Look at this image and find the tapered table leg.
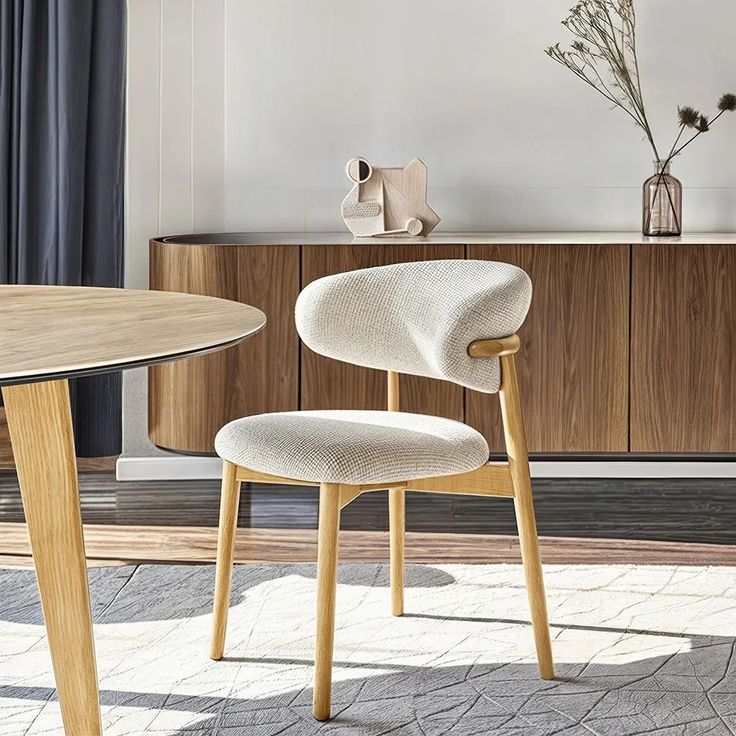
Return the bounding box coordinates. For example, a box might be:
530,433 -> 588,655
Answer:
2,379 -> 102,736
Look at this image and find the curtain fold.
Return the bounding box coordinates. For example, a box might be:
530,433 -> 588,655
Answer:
0,0 -> 126,457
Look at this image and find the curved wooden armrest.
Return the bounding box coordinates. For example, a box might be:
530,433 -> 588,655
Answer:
467,333 -> 521,358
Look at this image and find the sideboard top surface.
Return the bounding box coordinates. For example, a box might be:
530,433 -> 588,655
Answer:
155,232 -> 736,247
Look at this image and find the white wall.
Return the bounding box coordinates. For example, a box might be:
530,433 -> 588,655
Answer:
123,0 -> 736,460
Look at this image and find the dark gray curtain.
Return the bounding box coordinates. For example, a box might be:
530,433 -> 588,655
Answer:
0,1 -> 126,456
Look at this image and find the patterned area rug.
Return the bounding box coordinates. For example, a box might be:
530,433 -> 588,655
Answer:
1,562 -> 735,735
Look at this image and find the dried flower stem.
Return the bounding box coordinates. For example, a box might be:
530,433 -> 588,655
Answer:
546,0 -> 660,159
548,1 -> 736,234
645,107 -> 730,231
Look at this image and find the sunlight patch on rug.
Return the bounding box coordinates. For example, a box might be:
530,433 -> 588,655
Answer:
1,562 -> 735,735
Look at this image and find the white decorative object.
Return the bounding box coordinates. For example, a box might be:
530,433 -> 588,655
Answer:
340,157 -> 441,237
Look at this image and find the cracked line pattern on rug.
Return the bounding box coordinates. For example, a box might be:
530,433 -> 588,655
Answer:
1,562 -> 736,735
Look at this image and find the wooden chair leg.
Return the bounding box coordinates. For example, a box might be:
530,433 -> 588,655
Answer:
498,355 -> 555,680
313,482 -> 342,721
389,487 -> 405,616
210,461 -> 242,660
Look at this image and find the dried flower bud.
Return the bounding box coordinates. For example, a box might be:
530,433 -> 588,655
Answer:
697,115 -> 710,132
718,93 -> 736,112
678,106 -> 700,128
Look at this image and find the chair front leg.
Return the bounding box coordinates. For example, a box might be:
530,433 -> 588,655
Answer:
389,487 -> 405,616
313,482 -> 342,720
498,354 -> 555,680
210,461 -> 242,660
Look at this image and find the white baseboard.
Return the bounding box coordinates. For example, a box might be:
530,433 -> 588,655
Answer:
117,455 -> 736,481
116,455 -> 223,481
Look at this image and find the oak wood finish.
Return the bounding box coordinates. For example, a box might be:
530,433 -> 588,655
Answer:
388,487 -> 405,617
0,285 -> 263,736
339,486 -> 363,508
234,464 -> 515,501
499,355 -> 554,679
387,370 -> 405,617
468,333 -> 521,358
235,470 -> 515,504
631,245 -> 736,452
210,461 -> 241,661
213,361 -> 554,717
149,241 -> 298,452
0,408 -> 118,471
0,409 -> 11,470
313,482 -> 342,721
236,467 -> 313,485
405,463 -> 514,497
300,244 -> 464,420
2,380 -> 102,736
0,285 -> 265,386
467,244 -> 629,453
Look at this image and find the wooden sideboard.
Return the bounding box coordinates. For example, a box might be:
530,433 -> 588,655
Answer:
149,232 -> 736,456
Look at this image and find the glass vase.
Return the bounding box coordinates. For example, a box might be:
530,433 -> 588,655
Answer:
642,160 -> 682,236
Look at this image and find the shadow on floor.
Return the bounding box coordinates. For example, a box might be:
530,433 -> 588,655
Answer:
0,562 -> 456,625
2,625 -> 734,735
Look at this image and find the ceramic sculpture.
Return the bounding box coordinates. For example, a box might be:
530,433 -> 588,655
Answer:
340,157 -> 440,237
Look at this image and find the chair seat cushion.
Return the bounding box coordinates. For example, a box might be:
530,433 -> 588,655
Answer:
215,410 -> 490,485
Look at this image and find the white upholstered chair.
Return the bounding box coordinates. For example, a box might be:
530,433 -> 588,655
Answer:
210,259 -> 554,720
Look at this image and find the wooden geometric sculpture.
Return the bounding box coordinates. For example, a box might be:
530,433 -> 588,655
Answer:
340,157 -> 441,237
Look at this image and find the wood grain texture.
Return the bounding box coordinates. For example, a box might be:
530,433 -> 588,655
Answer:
2,381 -> 101,735
210,461 -> 241,660
0,409 -> 118,472
468,333 -> 521,358
466,244 -> 629,453
8,474 -> 736,544
404,463 -> 514,497
0,285 -> 265,386
631,244 -> 736,452
313,483 -> 342,721
389,487 -> 405,617
149,241 -> 298,452
498,355 -> 553,679
4,523 -> 736,567
301,244 -> 464,420
387,370 -> 405,616
0,409 -> 11,470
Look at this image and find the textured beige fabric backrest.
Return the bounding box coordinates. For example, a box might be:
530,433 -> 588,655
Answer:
295,260 -> 532,394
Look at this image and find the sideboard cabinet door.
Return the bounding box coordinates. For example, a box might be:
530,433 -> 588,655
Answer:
467,244 -> 630,453
149,243 -> 300,453
300,244 -> 464,420
631,245 -> 736,452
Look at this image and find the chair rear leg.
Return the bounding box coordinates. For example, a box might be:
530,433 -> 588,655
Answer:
498,355 -> 555,680
386,371 -> 405,616
210,461 -> 242,660
313,482 -> 342,720
389,488 -> 405,616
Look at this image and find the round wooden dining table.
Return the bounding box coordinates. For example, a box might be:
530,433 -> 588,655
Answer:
0,285 -> 266,735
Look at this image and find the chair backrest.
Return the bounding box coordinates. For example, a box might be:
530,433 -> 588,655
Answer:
295,259 -> 531,394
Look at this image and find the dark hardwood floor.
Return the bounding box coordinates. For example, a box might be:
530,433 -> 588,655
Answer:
2,471 -> 736,545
